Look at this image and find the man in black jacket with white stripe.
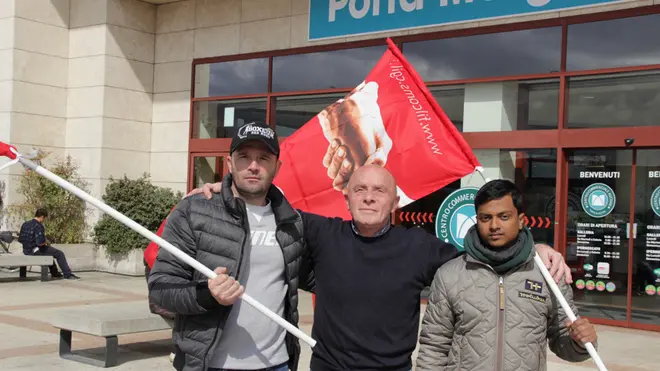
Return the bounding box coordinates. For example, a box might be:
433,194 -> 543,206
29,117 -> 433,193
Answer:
148,122 -> 308,371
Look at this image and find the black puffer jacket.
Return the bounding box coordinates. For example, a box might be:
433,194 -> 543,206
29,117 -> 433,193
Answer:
148,174 -> 308,371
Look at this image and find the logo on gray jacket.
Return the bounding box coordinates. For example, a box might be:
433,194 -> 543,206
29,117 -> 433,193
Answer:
525,279 -> 543,294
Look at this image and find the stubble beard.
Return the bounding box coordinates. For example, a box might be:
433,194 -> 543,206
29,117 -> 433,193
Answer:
233,174 -> 275,204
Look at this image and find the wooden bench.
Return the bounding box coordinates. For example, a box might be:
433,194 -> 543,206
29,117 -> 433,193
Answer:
51,303 -> 172,367
0,254 -> 54,281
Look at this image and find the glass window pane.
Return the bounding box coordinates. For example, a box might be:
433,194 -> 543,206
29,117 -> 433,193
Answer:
193,156 -> 224,189
194,58 -> 269,98
518,80 -> 559,130
274,94 -> 345,137
566,150 -> 632,322
430,87 -> 464,132
402,27 -> 561,81
567,71 -> 660,129
567,14 -> 660,71
193,99 -> 267,139
632,149 -> 660,325
272,46 -> 387,92
461,79 -> 558,132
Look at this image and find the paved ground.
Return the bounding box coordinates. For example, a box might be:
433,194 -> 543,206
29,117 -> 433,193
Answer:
0,270 -> 658,371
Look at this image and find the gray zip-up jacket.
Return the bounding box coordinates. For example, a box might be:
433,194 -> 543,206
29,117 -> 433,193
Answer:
148,174 -> 309,371
416,249 -> 594,371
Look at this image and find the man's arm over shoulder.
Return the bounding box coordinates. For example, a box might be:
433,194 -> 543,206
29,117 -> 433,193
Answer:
413,228 -> 463,286
296,211 -> 318,293
297,211 -> 338,293
416,266 -> 457,370
148,197 -> 225,316
547,279 -> 594,362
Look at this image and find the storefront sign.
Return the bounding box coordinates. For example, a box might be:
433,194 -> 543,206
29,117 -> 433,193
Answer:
579,171 -> 620,179
581,183 -> 616,218
574,220 -> 622,293
576,222 -> 621,260
647,225 -> 660,261
435,187 -> 478,251
308,0 -> 624,40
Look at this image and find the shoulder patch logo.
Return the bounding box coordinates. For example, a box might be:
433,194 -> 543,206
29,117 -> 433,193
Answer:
525,279 -> 543,294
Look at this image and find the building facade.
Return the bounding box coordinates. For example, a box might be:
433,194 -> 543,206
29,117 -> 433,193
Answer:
1,0 -> 660,331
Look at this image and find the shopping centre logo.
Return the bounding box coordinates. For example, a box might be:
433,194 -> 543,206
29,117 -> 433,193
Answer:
651,187 -> 660,217
435,187 -> 478,251
581,183 -> 616,218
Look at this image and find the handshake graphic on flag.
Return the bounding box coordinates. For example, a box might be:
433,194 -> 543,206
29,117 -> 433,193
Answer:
273,39 -> 479,220
317,80 -> 417,207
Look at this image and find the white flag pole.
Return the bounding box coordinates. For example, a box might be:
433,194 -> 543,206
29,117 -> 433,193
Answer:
474,168 -> 607,371
1,145 -> 316,348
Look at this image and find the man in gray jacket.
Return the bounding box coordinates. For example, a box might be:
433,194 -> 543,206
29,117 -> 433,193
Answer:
416,179 -> 597,371
148,122 -> 308,371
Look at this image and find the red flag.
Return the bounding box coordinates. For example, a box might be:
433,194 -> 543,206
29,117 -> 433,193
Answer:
144,206 -> 175,269
273,38 -> 480,220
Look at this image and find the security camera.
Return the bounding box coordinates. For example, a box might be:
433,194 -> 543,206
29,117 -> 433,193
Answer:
624,138 -> 635,147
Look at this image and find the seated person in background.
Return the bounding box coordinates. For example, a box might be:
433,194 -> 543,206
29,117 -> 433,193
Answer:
416,179 -> 597,371
18,208 -> 79,280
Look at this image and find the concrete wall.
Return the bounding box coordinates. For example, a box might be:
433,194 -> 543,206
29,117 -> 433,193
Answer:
0,0 -> 156,232
67,0 -> 156,228
0,0 -> 70,214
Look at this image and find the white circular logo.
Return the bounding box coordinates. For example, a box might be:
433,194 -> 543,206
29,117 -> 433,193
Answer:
581,183 -> 616,218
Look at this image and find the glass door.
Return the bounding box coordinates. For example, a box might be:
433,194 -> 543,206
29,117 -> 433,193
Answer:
563,148 -> 660,330
631,149 -> 660,329
565,149 -> 633,325
188,153 -> 229,192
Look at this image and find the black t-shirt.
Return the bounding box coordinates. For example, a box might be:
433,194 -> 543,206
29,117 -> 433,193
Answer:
301,212 -> 462,371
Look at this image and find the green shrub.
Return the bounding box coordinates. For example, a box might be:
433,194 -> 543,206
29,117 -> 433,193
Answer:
93,174 -> 183,255
8,150 -> 89,243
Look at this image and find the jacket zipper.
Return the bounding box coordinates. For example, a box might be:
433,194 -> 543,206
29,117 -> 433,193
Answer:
276,222 -> 296,363
203,208 -> 250,371
275,225 -> 291,316
496,276 -> 504,371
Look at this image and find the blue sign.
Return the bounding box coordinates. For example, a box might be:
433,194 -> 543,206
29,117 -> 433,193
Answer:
309,0 -> 624,40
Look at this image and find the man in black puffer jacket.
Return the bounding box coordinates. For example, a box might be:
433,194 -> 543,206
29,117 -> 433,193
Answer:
148,122 -> 309,371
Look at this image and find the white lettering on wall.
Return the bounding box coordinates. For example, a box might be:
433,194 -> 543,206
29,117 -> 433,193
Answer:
329,0 -> 425,21
329,0 -> 348,22
579,171 -> 621,179
650,171 -> 660,178
401,0 -> 423,12
440,0 -> 473,6
349,0 -> 370,19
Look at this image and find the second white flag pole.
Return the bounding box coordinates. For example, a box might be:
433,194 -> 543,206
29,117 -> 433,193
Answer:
475,168 -> 607,371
